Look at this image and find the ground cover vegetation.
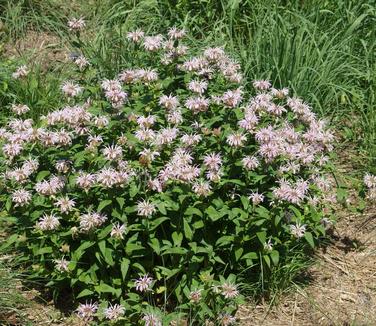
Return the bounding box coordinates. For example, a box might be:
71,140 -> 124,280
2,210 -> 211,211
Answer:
0,0 -> 374,325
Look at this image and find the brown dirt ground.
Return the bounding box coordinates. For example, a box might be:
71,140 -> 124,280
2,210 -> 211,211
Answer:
3,30 -> 68,67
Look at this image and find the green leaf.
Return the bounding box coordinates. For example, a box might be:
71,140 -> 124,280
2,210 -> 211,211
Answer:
5,197 -> 11,211
193,220 -> 204,229
241,252 -> 257,260
116,197 -> 125,209
256,231 -> 266,245
270,250 -> 279,265
35,246 -> 53,255
172,232 -> 183,247
98,199 -> 112,212
149,217 -> 169,231
304,231 -> 315,249
162,247 -> 188,255
157,202 -> 167,215
149,238 -> 161,254
263,255 -> 271,268
185,207 -> 203,217
235,247 -> 243,261
205,206 -> 225,221
77,289 -> 94,298
36,170 -> 50,182
183,219 -> 193,240
120,258 -> 130,280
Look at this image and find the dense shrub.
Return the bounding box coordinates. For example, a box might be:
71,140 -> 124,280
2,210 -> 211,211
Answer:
0,23 -> 338,325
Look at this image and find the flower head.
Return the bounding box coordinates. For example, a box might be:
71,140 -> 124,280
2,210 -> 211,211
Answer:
135,274 -> 153,292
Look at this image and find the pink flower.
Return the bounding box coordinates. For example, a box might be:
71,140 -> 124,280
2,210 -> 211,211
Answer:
68,17 -> 86,31
253,79 -> 271,90
135,274 -> 153,292
203,153 -> 222,171
226,132 -> 247,147
12,65 -> 29,79
127,29 -> 144,42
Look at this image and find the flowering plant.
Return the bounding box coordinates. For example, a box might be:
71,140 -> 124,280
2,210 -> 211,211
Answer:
0,23 -> 338,324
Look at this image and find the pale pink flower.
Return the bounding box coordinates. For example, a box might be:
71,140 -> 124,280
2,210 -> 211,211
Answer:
264,239 -> 273,251
364,173 -> 376,188
185,96 -> 209,113
167,109 -> 183,124
79,212 -> 107,232
249,192 -> 264,205
142,313 -> 161,326
253,80 -> 271,90
102,144 -> 123,161
290,222 -> 306,238
2,143 -> 23,158
61,81 -> 82,97
135,274 -> 153,292
76,172 -> 96,190
139,69 -> 159,83
143,35 -> 163,51
188,79 -> 208,94
205,169 -> 223,183
110,223 -> 127,239
74,55 -> 89,70
36,213 -> 60,231
137,115 -> 156,128
222,88 -> 243,107
219,314 -> 237,326
101,79 -> 122,92
226,132 -> 247,147
76,301 -> 98,320
54,258 -> 70,272
159,94 -> 179,110
104,303 -> 125,321
135,128 -> 156,142
242,156 -> 259,170
137,199 -> 156,217
192,181 -> 211,197
12,65 -> 29,79
68,17 -> 86,31
11,104 -> 30,115
127,29 -> 144,42
221,282 -> 239,299
167,27 -> 186,39
139,148 -> 160,165
204,47 -> 225,61
55,160 -> 71,173
189,289 -> 202,303
153,127 -> 178,146
11,189 -> 32,207
203,153 -> 222,171
54,196 -> 75,213
94,116 -> 109,128
181,133 -> 202,146
270,87 -> 289,98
